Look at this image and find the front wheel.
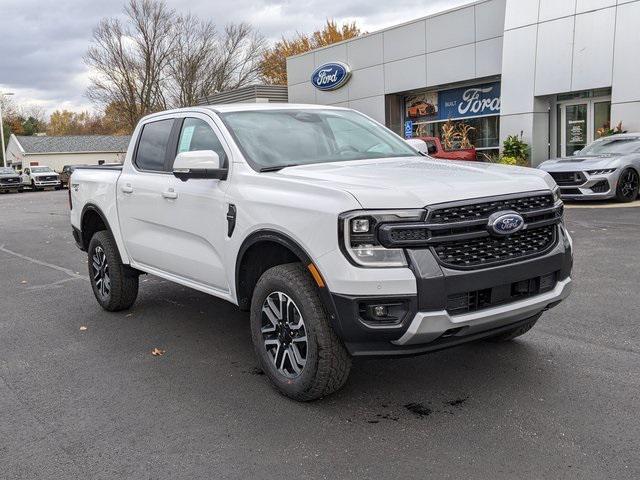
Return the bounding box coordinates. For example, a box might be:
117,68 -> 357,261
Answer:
250,263 -> 351,401
615,168 -> 639,203
88,230 -> 139,311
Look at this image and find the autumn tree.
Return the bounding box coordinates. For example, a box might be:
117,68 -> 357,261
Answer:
260,20 -> 362,86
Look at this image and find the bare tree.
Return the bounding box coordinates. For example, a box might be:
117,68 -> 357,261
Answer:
167,14 -> 219,107
168,20 -> 266,107
210,24 -> 266,93
86,0 -> 267,118
85,0 -> 177,131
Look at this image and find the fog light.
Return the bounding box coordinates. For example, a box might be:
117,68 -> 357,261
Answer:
372,305 -> 388,317
359,301 -> 408,326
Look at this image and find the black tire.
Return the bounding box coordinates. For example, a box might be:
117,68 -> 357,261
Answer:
615,168 -> 639,203
250,263 -> 351,401
485,314 -> 541,342
31,180 -> 40,192
87,230 -> 139,311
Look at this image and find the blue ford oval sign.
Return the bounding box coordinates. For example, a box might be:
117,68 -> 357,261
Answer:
487,211 -> 525,236
311,62 -> 351,91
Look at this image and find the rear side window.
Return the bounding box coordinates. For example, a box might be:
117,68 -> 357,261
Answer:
177,118 -> 227,166
135,119 -> 174,171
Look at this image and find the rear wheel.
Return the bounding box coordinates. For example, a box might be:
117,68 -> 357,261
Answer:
485,314 -> 541,342
250,263 -> 351,401
615,168 -> 639,202
88,230 -> 139,311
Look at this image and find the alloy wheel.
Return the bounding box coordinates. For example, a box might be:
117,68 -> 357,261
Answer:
92,246 -> 111,299
620,169 -> 639,200
260,291 -> 307,378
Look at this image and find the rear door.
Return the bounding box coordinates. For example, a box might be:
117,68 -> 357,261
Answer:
116,116 -> 180,272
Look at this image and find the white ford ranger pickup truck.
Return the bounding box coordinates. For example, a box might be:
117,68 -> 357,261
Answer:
69,104 -> 573,401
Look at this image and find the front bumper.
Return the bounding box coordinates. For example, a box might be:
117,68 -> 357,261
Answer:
328,225 -> 573,356
33,180 -> 61,187
553,170 -> 619,200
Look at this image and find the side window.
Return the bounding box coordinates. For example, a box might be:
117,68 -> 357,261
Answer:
135,119 -> 174,171
177,118 -> 227,166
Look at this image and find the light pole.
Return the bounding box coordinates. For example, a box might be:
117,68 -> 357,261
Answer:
0,92 -> 15,167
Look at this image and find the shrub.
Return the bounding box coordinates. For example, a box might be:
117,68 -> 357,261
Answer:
502,134 -> 529,162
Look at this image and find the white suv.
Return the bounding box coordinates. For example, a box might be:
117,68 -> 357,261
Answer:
70,104 -> 573,401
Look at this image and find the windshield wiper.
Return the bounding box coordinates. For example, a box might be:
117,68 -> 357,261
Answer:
259,164 -> 300,172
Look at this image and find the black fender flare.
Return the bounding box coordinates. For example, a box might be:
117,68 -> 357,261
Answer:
235,229 -> 344,337
79,203 -> 115,249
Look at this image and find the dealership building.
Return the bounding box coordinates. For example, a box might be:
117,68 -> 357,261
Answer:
286,0 -> 640,165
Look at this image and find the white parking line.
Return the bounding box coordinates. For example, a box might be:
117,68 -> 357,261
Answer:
564,200 -> 640,209
0,244 -> 89,281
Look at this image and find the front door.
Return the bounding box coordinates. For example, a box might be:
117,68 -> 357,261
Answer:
559,98 -> 611,157
162,114 -> 231,293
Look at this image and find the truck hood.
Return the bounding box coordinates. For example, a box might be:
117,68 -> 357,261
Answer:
277,157 -> 554,208
539,154 -> 627,171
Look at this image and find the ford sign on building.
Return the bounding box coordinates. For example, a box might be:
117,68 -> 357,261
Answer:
311,62 -> 351,91
286,0 -> 640,165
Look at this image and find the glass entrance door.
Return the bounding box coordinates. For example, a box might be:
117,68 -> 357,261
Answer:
559,98 -> 611,157
562,103 -> 588,156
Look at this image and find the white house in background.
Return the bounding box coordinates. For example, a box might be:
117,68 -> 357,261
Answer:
5,134 -> 131,172
287,0 -> 640,165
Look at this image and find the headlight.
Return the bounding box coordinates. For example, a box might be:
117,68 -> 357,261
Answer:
339,209 -> 424,267
552,186 -> 562,203
586,169 -> 616,175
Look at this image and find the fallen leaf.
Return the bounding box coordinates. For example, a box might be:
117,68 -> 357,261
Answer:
151,348 -> 165,356
20,280 -> 27,284
79,326 -> 87,331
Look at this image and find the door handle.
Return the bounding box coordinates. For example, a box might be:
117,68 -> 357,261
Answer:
121,184 -> 133,194
162,189 -> 178,199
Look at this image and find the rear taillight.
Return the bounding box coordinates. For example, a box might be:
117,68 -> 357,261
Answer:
68,187 -> 73,210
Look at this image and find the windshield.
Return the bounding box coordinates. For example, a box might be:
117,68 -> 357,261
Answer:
31,167 -> 53,173
0,167 -> 15,174
578,137 -> 640,156
221,109 -> 418,170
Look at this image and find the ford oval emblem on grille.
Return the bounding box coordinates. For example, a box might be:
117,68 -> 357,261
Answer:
487,211 -> 525,236
310,62 -> 351,91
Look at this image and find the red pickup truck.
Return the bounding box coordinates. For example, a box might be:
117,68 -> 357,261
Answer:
415,136 -> 477,161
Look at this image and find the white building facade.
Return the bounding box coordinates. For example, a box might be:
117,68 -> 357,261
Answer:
286,0 -> 640,165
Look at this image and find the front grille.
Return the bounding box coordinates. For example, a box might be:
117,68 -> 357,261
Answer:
432,224 -> 557,269
0,177 -> 19,184
549,171 -> 586,186
428,193 -> 554,223
446,272 -> 557,314
43,175 -> 57,181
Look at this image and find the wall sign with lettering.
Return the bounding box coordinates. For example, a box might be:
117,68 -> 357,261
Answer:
310,62 -> 352,91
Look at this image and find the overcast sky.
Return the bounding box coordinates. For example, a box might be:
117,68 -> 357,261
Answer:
0,0 -> 472,117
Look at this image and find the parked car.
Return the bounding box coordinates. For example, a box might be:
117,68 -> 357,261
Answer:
60,165 -> 85,188
416,136 -> 477,161
21,166 -> 61,191
0,166 -> 23,193
538,133 -> 640,202
70,104 -> 572,401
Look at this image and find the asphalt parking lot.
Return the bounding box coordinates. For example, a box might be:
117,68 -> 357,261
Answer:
1,189 -> 639,479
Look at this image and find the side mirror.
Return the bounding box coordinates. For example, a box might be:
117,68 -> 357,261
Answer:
172,150 -> 228,181
405,138 -> 428,155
